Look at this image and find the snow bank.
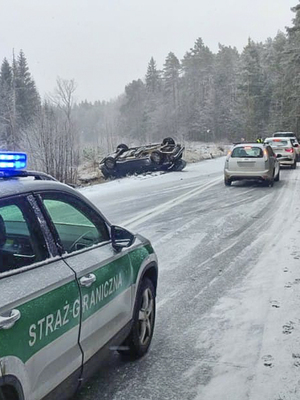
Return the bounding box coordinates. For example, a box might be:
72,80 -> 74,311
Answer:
193,172 -> 300,400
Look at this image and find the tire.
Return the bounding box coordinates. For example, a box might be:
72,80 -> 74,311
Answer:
104,157 -> 116,169
224,178 -> 231,186
150,150 -> 163,165
172,159 -> 187,171
162,137 -> 175,146
274,169 -> 280,182
119,278 -> 156,359
117,143 -> 128,152
100,166 -> 110,179
265,175 -> 274,187
292,160 -> 297,169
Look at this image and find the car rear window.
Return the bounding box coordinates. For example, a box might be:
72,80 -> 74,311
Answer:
231,146 -> 263,158
273,133 -> 295,138
265,139 -> 289,147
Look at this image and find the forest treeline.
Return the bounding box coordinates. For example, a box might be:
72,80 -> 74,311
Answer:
1,3 -> 300,183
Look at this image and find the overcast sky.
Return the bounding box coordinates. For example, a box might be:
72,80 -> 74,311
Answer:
0,0 -> 297,103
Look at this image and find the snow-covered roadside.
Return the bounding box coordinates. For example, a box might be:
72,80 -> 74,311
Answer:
183,141 -> 229,163
79,157 -> 225,206
193,174 -> 300,400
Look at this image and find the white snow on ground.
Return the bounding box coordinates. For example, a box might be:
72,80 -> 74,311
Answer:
192,173 -> 300,400
79,157 -> 300,399
80,157 -> 225,199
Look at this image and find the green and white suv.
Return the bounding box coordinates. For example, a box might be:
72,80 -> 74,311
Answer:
0,152 -> 158,400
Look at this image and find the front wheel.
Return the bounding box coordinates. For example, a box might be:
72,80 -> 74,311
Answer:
104,157 -> 116,169
274,169 -> 280,182
292,160 -> 297,169
172,159 -> 186,171
119,278 -> 156,359
224,178 -> 231,186
117,143 -> 129,152
162,137 -> 175,146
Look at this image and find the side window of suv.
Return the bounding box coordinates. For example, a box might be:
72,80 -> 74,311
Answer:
40,194 -> 110,254
0,198 -> 49,274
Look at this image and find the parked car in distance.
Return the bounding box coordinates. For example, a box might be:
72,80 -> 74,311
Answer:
272,132 -> 300,161
0,152 -> 158,400
264,137 -> 297,168
224,142 -> 280,186
100,137 -> 186,179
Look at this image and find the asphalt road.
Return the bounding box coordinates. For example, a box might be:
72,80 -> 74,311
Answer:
75,158 -> 298,400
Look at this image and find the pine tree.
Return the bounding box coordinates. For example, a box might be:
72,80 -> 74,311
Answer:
0,58 -> 16,149
214,45 -> 241,141
15,50 -> 40,129
283,2 -> 300,135
162,52 -> 181,137
120,79 -> 147,141
145,57 -> 161,93
181,38 -> 215,141
163,52 -> 180,106
238,39 -> 270,139
144,57 -> 163,141
262,33 -> 287,133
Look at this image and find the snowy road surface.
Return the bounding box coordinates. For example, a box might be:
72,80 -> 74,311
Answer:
75,157 -> 300,400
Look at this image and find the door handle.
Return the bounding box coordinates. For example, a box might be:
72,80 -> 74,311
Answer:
80,274 -> 96,288
0,309 -> 21,330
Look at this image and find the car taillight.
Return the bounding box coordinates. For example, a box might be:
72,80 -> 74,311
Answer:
285,148 -> 294,153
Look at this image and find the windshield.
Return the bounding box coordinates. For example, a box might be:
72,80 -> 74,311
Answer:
265,139 -> 289,147
231,146 -> 263,158
273,133 -> 295,138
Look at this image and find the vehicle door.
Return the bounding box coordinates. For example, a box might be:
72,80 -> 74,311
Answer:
38,192 -> 133,372
0,194 -> 82,400
266,146 -> 278,174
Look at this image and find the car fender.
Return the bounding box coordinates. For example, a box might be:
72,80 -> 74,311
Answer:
0,356 -> 28,400
130,252 -> 158,315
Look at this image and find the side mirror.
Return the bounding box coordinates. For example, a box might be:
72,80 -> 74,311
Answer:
111,225 -> 135,251
293,143 -> 299,147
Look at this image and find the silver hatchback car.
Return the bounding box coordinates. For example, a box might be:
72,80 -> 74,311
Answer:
224,143 -> 280,186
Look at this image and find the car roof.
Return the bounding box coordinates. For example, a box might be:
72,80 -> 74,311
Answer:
273,132 -> 295,136
0,177 -> 109,222
233,142 -> 265,148
265,137 -> 292,141
0,178 -> 74,199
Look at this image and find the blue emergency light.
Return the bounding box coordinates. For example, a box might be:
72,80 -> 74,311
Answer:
0,152 -> 27,170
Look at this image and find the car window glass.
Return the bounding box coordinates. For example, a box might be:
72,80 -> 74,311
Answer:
42,198 -> 108,254
231,146 -> 263,158
0,201 -> 49,274
266,140 -> 289,147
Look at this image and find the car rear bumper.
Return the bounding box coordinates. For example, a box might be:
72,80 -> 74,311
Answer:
278,158 -> 295,165
224,168 -> 272,181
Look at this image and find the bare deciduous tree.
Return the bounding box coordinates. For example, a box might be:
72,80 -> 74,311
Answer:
24,78 -> 79,184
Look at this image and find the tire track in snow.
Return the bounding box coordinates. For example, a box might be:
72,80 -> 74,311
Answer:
122,176 -> 223,229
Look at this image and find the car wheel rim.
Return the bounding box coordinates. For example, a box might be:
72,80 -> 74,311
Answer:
138,288 -> 154,346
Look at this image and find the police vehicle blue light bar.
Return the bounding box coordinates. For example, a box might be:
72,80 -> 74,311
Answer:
0,152 -> 27,170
